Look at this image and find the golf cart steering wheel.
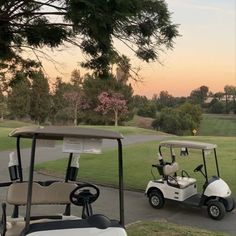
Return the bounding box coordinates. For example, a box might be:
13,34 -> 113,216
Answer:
194,164 -> 203,173
70,183 -> 100,206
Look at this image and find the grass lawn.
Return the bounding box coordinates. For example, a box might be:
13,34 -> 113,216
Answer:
199,114 -> 236,136
0,127 -> 31,151
127,221 -> 229,236
35,136 -> 236,197
0,120 -> 34,151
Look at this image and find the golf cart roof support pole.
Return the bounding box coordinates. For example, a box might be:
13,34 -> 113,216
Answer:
16,136 -> 23,182
214,148 -> 220,177
25,134 -> 37,233
117,139 -> 125,227
65,153 -> 73,182
158,146 -> 162,156
202,149 -> 208,184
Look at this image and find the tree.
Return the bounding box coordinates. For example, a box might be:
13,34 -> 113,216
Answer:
0,92 -> 7,120
208,99 -> 224,114
152,102 -> 202,135
133,95 -> 156,118
82,74 -> 133,124
224,85 -> 236,113
177,102 -> 202,128
63,69 -> 88,125
30,71 -> 50,124
8,75 -> 31,119
152,107 -> 182,135
0,0 -> 179,77
156,90 -> 175,110
49,77 -> 71,124
189,85 -> 209,106
95,91 -> 128,126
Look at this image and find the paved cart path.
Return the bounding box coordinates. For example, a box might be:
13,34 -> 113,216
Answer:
0,134 -> 235,235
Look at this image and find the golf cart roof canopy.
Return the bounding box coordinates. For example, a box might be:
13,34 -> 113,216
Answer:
9,126 -> 124,140
159,140 -> 217,150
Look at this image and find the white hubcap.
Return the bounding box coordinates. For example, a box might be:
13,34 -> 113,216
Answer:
151,196 -> 160,206
210,205 -> 220,217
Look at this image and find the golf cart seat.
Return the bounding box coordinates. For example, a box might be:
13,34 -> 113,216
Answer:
7,182 -> 78,206
163,162 -> 196,189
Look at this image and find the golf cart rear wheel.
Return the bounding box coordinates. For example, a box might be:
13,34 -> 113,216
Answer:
149,190 -> 164,209
207,200 -> 225,220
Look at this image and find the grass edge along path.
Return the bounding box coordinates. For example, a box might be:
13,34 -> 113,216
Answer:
35,136 -> 236,197
126,220 -> 229,236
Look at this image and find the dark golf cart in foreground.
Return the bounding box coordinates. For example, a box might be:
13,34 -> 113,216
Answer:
0,126 -> 127,236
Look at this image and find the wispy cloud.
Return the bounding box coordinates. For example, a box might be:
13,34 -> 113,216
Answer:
169,0 -> 235,15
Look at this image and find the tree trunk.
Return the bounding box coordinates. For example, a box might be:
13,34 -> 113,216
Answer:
114,110 -> 118,126
74,103 -> 78,126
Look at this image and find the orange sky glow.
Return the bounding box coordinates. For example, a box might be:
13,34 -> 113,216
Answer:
40,0 -> 235,98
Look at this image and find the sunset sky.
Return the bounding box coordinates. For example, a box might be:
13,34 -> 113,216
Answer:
42,0 -> 236,98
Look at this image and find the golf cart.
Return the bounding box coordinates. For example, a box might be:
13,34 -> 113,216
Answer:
0,126 -> 127,236
145,140 -> 235,220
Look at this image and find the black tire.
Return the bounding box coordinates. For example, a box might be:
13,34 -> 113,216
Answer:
207,200 -> 225,220
149,190 -> 165,209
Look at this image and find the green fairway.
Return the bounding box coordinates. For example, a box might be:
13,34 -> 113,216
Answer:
35,136 -> 236,197
0,127 -> 31,151
0,120 -> 34,151
199,114 -> 236,136
127,221 -> 228,236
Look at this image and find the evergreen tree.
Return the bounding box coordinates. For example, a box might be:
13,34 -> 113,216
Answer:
8,75 -> 31,119
30,71 -> 50,124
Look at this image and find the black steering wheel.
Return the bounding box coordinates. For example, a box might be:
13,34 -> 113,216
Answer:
194,164 -> 203,172
70,183 -> 100,207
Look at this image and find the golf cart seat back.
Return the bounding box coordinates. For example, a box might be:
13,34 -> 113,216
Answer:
163,163 -> 196,189
7,182 -> 77,205
163,162 -> 179,176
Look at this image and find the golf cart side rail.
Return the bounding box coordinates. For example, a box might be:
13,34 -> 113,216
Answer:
159,140 -> 217,150
9,126 -> 124,140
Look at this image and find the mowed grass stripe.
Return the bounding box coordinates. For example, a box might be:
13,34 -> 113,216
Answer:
199,114 -> 236,136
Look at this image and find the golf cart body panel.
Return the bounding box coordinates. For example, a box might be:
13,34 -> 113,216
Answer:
0,126 -> 127,236
146,140 -> 235,220
204,178 -> 231,198
146,180 -> 197,202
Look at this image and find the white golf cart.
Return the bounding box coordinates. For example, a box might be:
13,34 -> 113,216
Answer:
0,126 -> 127,236
145,140 -> 235,220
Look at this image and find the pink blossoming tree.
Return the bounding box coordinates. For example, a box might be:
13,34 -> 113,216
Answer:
95,91 -> 128,126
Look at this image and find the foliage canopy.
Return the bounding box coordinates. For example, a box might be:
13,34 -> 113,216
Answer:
0,0 -> 179,76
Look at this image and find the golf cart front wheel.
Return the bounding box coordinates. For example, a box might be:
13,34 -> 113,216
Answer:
207,200 -> 225,220
149,190 -> 165,209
